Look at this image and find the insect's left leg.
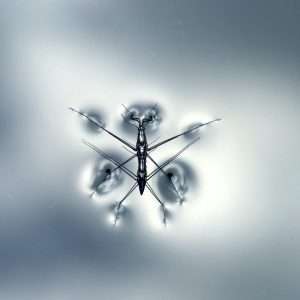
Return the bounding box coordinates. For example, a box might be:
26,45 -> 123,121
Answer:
114,182 -> 138,225
111,153 -> 137,172
121,146 -> 136,155
83,140 -> 137,180
70,107 -> 136,150
146,182 -> 167,225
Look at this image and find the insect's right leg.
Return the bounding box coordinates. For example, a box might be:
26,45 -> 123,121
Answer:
147,136 -> 200,180
114,182 -> 138,225
148,136 -> 161,146
148,118 -> 221,151
146,182 -> 167,225
147,154 -> 184,203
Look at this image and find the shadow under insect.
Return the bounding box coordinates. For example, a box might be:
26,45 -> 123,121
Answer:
89,158 -> 124,197
156,160 -> 198,204
76,107 -> 106,134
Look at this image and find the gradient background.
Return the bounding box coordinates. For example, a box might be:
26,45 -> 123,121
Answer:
1,1 -> 300,299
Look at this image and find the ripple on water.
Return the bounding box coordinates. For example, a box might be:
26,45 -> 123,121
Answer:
156,160 -> 197,205
89,160 -> 124,197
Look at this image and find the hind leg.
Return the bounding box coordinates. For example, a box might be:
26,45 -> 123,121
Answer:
114,182 -> 138,225
146,182 -> 167,225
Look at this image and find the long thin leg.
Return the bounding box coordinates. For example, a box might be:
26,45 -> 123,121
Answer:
147,154 -> 183,202
111,153 -> 137,173
122,146 -> 136,155
70,107 -> 136,151
148,136 -> 161,146
146,182 -> 167,225
148,118 -> 221,151
89,154 -> 137,199
148,136 -> 200,180
85,146 -> 135,197
114,182 -> 138,225
82,140 -> 137,180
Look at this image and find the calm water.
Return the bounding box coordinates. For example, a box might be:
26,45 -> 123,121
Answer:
1,1 -> 300,299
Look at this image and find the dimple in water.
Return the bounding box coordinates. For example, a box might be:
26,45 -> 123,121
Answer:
89,161 -> 123,197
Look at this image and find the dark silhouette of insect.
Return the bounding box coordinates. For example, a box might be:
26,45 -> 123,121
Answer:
70,106 -> 221,224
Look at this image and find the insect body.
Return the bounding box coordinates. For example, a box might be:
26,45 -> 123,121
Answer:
70,106 -> 221,224
136,125 -> 147,194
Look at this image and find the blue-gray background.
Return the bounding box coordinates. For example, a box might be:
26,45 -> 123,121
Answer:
1,1 -> 299,299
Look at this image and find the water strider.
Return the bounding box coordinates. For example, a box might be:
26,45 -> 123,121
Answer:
70,106 -> 221,224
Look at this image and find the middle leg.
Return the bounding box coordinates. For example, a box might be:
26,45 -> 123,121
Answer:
147,154 -> 184,203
